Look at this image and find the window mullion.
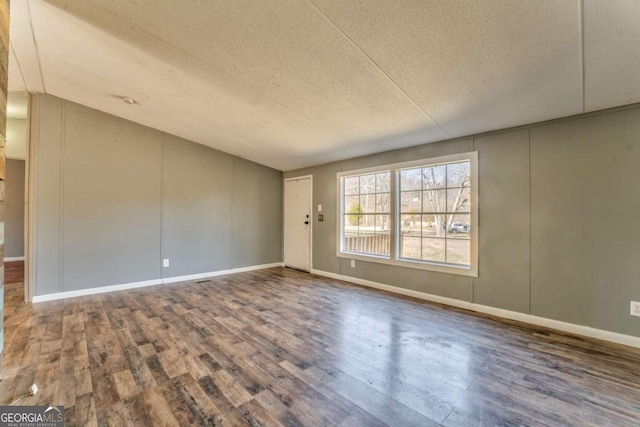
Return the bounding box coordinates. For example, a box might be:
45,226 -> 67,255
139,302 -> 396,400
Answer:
444,164 -> 448,263
390,168 -> 398,261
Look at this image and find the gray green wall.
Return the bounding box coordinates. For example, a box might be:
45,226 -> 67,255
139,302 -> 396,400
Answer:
4,159 -> 25,258
31,94 -> 282,296
285,105 -> 640,338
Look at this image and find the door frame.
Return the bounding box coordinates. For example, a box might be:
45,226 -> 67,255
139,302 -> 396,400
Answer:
283,175 -> 313,272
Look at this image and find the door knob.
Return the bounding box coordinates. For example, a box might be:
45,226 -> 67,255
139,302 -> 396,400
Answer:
304,221 -> 309,224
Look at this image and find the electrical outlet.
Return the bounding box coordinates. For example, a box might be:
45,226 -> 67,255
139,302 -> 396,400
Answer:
631,301 -> 640,317
351,260 -> 355,268
163,259 -> 170,268
28,384 -> 38,396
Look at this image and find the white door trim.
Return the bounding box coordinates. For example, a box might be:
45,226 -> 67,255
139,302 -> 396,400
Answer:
284,175 -> 313,271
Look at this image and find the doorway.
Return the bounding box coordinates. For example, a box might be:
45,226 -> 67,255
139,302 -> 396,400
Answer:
284,176 -> 312,272
5,91 -> 29,303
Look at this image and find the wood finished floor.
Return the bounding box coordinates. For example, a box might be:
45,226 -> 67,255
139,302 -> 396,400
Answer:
2,264 -> 640,426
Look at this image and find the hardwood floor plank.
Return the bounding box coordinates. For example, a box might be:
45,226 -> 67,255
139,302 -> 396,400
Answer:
113,369 -> 140,400
198,375 -> 238,416
278,360 -> 388,427
123,393 -> 154,426
171,373 -> 223,426
582,398 -> 640,427
72,393 -> 98,427
212,369 -> 253,408
303,364 -> 440,427
141,388 -> 180,427
252,389 -> 288,420
237,398 -> 285,427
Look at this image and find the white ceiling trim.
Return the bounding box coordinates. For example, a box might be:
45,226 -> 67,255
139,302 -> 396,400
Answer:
10,0 -> 44,93
25,0 -> 46,92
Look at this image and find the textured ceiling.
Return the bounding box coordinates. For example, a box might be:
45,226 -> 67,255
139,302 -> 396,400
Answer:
8,0 -> 640,171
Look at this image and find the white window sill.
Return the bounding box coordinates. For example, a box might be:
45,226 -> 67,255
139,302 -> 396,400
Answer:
337,250 -> 478,277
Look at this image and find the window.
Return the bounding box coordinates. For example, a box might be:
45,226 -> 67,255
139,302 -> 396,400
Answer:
338,152 -> 478,276
342,171 -> 391,256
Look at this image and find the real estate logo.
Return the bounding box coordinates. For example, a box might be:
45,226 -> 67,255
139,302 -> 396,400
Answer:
0,405 -> 64,427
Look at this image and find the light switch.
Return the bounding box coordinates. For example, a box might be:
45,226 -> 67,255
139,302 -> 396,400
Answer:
318,204 -> 323,212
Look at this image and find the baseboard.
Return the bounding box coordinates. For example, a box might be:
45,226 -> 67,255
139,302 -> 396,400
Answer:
310,268 -> 640,350
32,262 -> 284,303
162,262 -> 284,284
4,257 -> 25,262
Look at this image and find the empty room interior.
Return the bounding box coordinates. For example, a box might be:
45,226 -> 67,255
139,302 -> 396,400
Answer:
0,0 -> 639,425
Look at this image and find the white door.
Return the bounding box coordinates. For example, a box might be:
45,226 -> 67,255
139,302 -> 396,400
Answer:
284,177 -> 312,271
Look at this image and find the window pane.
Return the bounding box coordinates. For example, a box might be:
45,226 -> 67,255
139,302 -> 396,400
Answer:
376,172 -> 390,193
345,195 -> 360,213
344,176 -> 359,195
360,174 -> 376,194
400,191 -> 421,213
360,194 -> 376,213
341,172 -> 392,258
375,215 -> 390,232
400,236 -> 421,259
342,232 -> 360,252
446,214 -> 471,239
400,214 -> 420,235
422,238 -> 446,263
400,168 -> 422,191
447,239 -> 470,265
344,214 -> 360,232
360,233 -> 389,256
422,165 -> 446,189
447,161 -> 470,187
422,214 -> 445,237
376,193 -> 390,213
361,214 -> 375,229
374,234 -> 390,256
422,189 -> 446,213
447,187 -> 471,213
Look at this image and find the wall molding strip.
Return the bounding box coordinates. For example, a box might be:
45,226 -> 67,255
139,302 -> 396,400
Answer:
32,262 -> 283,303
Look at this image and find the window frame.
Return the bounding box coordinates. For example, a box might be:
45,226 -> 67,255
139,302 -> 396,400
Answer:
336,152 -> 478,277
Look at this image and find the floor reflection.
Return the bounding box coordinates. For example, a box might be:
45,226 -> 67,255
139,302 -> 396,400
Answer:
333,293 -> 479,415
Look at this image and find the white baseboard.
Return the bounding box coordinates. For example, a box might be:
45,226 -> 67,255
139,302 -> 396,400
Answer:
164,262 -> 284,284
310,268 -> 640,350
32,262 -> 284,303
4,257 -> 25,262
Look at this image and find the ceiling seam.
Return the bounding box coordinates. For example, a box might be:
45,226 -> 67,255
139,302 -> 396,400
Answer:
9,40 -> 29,93
49,1 -> 356,150
579,0 -> 585,113
26,0 -> 47,93
304,0 -> 451,139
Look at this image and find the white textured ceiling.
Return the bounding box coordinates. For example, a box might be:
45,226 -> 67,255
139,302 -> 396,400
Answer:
8,0 -> 640,171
